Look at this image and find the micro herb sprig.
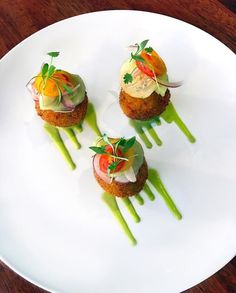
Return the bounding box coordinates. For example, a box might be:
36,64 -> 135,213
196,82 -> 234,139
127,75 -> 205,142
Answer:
122,136 -> 136,153
89,145 -> 107,154
103,133 -> 115,153
145,47 -> 153,53
123,73 -> 133,84
114,137 -> 126,155
54,82 -> 62,104
130,39 -> 149,62
89,135 -> 137,178
107,161 -> 120,178
42,51 -> 59,85
38,51 -> 75,98
124,39 -> 151,84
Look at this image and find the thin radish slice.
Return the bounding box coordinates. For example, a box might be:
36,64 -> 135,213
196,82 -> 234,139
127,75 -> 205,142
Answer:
128,45 -> 138,50
93,155 -> 111,184
26,80 -> 39,101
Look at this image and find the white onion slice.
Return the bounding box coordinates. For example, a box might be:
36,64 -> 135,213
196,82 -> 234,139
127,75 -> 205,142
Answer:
61,95 -> 76,110
124,167 -> 136,182
155,77 -> 183,88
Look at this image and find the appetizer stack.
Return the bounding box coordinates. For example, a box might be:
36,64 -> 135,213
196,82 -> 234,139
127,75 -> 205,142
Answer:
26,43 -> 191,244
91,135 -> 147,197
90,134 -> 182,244
120,40 -> 180,120
27,52 -> 88,127
27,52 -> 101,170
119,40 -> 195,146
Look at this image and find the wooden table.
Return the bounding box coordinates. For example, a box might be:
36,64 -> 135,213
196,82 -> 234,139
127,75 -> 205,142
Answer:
0,0 -> 235,292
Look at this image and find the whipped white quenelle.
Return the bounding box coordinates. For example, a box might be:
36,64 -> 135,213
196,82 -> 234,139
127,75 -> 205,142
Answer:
120,59 -> 168,98
27,74 -> 86,113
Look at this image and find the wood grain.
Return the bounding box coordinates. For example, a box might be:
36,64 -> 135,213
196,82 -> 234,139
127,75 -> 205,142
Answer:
0,0 -> 235,292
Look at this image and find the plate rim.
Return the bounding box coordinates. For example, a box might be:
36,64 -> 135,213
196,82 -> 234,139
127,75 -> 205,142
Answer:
0,9 -> 235,293
0,9 -> 235,64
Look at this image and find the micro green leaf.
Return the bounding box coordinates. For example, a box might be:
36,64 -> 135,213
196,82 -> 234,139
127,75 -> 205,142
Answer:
62,83 -> 74,95
47,65 -> 56,77
114,137 -> 126,156
54,82 -> 62,102
145,47 -> 153,53
122,136 -> 136,153
47,51 -> 60,58
131,53 -> 145,62
123,73 -> 133,84
108,161 -> 119,171
115,137 -> 126,148
107,161 -> 120,179
41,63 -> 48,77
103,134 -> 114,152
89,146 -> 106,154
130,40 -> 149,63
139,39 -> 149,52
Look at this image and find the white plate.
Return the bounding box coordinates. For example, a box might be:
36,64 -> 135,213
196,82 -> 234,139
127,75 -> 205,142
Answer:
0,10 -> 235,293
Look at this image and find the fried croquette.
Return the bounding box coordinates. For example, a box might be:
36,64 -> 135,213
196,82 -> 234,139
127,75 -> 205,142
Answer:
119,89 -> 170,121
35,94 -> 88,127
93,159 -> 148,197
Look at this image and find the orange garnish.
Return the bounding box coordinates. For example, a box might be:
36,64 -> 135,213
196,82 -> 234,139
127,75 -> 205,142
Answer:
34,70 -> 76,97
140,49 -> 167,76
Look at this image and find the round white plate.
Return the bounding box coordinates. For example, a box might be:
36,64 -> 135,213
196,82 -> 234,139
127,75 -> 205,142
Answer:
0,10 -> 235,293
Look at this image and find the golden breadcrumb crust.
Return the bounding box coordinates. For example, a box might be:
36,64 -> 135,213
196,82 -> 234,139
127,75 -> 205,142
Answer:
35,94 -> 88,127
119,89 -> 170,120
94,159 -> 148,197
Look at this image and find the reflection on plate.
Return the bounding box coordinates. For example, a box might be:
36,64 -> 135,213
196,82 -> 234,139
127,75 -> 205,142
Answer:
0,10 -> 236,293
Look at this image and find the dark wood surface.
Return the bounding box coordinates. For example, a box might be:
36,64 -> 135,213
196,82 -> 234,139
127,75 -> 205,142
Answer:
0,0 -> 235,292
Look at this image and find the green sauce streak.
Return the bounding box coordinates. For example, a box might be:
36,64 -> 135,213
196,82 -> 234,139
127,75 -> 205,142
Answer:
134,194 -> 144,205
143,183 -> 155,201
129,102 -> 195,147
73,124 -> 83,133
85,103 -> 102,136
102,192 -> 137,245
44,102 -> 102,169
61,127 -> 81,149
101,168 -> 182,244
148,168 -> 182,220
121,197 -> 140,223
129,117 -> 162,148
161,102 -> 196,143
44,123 -> 76,170
147,126 -> 162,146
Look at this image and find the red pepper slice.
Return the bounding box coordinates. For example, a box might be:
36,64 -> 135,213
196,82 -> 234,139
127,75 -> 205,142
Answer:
136,61 -> 155,78
135,49 -> 167,78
